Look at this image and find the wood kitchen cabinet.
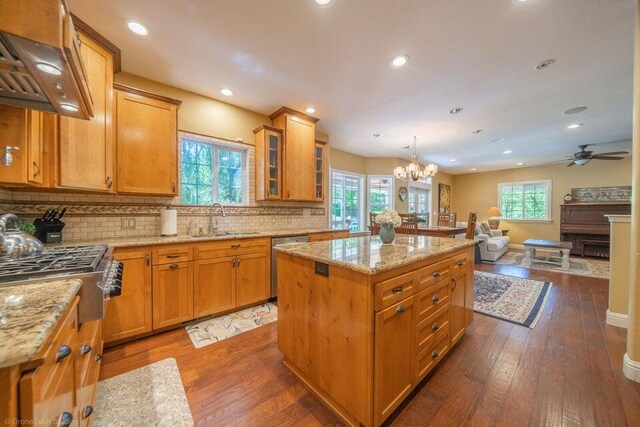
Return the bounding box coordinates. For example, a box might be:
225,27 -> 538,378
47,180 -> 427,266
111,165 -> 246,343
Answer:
0,106 -> 45,186
307,230 -> 350,242
235,252 -> 270,307
314,140 -> 326,201
270,107 -> 319,201
449,270 -> 467,347
193,256 -> 236,317
374,297 -> 416,426
114,84 -> 181,195
104,248 -> 153,343
57,33 -> 115,192
253,125 -> 283,201
152,261 -> 194,329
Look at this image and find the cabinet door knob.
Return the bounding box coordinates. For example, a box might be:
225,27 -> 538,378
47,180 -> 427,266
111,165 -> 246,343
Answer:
432,323 -> 440,331
145,255 -> 150,266
432,295 -> 440,304
106,176 -> 113,188
55,345 -> 72,362
392,285 -> 404,294
396,305 -> 406,314
457,260 -> 465,267
432,271 -> 440,278
431,350 -> 440,359
95,354 -> 102,362
82,406 -> 94,419
81,344 -> 92,355
169,263 -> 179,269
59,412 -> 73,427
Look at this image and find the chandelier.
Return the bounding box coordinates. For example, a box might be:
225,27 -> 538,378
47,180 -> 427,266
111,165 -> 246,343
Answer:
393,137 -> 438,181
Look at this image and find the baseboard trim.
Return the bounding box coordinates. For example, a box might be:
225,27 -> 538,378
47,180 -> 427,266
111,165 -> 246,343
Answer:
606,309 -> 628,329
623,353 -> 640,383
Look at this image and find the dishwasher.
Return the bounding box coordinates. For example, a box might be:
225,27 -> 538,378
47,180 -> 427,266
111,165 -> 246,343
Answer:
271,235 -> 309,299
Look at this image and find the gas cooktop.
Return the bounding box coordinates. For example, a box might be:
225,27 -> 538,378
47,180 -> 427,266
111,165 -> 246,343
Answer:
0,245 -> 109,283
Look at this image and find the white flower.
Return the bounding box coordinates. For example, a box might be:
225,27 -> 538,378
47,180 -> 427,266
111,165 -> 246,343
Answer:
374,208 -> 402,227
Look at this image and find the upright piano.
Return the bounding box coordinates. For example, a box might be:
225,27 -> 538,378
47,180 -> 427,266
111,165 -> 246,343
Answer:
560,203 -> 631,258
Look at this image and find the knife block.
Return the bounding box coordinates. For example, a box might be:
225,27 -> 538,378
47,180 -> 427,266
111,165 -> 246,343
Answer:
33,219 -> 65,243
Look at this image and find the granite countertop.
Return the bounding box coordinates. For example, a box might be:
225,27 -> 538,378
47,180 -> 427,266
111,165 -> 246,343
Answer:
274,235 -> 476,275
0,279 -> 82,369
47,228 -> 349,249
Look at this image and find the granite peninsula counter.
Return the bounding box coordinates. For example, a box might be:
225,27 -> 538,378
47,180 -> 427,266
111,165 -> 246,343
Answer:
276,235 -> 476,427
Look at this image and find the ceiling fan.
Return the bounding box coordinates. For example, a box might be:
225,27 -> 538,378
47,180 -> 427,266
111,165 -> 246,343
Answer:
565,144 -> 629,167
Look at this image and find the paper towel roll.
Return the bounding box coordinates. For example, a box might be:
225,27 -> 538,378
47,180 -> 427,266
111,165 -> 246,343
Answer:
160,208 -> 178,236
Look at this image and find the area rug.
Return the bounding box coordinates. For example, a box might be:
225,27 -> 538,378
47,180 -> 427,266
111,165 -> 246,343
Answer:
491,250 -> 609,279
185,303 -> 277,349
93,358 -> 193,427
474,271 -> 552,328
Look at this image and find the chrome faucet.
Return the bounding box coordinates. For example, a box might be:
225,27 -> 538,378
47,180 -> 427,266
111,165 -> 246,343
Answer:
209,203 -> 226,234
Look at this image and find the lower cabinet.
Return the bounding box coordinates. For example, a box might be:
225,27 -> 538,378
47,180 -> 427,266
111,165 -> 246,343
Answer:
235,252 -> 270,307
308,230 -> 350,242
152,261 -> 194,329
374,297 -> 416,426
194,256 -> 236,317
104,248 -> 152,342
449,270 -> 467,346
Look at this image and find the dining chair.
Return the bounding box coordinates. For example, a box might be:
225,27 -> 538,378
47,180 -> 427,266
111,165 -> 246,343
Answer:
437,212 -> 457,227
396,213 -> 418,235
369,212 -> 380,235
417,213 -> 429,227
465,212 -> 478,239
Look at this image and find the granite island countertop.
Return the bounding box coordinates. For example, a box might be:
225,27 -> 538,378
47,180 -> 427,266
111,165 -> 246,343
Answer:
0,279 -> 82,369
46,228 -> 350,249
274,235 -> 477,275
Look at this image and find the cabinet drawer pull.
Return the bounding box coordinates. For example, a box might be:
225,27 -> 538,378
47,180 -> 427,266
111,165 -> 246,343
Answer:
106,176 -> 113,188
236,258 -> 240,267
432,271 -> 440,278
231,244 -> 241,249
146,255 -> 150,266
95,354 -> 102,362
392,285 -> 404,294
169,263 -> 179,269
396,305 -> 406,314
166,254 -> 181,258
450,278 -> 457,291
32,161 -> 40,177
431,350 -> 440,359
457,260 -> 465,267
55,345 -> 72,362
81,344 -> 92,355
59,412 -> 73,427
432,295 -> 440,304
82,406 -> 94,419
432,323 -> 440,331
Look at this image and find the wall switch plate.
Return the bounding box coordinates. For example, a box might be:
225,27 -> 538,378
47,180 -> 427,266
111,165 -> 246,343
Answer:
121,218 -> 136,230
315,261 -> 329,277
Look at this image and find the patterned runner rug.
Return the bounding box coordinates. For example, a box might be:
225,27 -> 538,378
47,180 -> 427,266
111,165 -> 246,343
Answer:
474,271 -> 552,328
186,303 -> 277,349
93,358 -> 193,427
491,250 -> 609,279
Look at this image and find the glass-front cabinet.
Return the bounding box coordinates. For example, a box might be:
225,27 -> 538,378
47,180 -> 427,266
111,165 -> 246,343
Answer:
253,125 -> 283,200
315,141 -> 326,201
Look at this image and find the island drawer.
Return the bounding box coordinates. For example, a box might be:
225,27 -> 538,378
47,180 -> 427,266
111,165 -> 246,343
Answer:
415,259 -> 451,292
375,271 -> 416,311
416,303 -> 450,354
415,280 -> 450,324
450,251 -> 470,274
195,237 -> 270,260
416,331 -> 450,382
153,245 -> 193,265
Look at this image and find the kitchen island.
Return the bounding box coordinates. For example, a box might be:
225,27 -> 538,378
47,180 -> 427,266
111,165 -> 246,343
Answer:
275,235 -> 476,427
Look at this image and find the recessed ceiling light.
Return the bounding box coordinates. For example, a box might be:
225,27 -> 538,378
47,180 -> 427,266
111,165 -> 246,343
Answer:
472,129 -> 484,134
491,137 -> 505,143
36,62 -> 61,75
60,103 -> 79,112
564,106 -> 588,115
517,162 -> 525,166
126,20 -> 149,36
536,59 -> 556,70
219,88 -> 234,96
512,0 -> 529,3
470,168 -> 477,171
373,133 -> 380,137
449,107 -> 464,114
449,158 -> 457,162
567,123 -> 583,129
305,107 -> 316,114
503,150 -> 513,154
314,0 -> 333,5
390,54 -> 409,68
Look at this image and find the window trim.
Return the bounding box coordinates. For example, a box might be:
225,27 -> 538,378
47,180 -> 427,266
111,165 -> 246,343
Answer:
497,179 -> 552,222
329,168 -> 366,231
180,135 -> 247,206
367,175 -> 395,221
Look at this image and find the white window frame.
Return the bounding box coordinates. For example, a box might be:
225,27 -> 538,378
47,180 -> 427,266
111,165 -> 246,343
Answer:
408,181 -> 432,215
180,135 -> 247,206
497,179 -> 552,222
329,168 -> 366,231
367,175 -> 395,221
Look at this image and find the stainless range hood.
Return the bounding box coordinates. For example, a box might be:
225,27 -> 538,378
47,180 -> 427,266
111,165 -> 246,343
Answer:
0,0 -> 93,119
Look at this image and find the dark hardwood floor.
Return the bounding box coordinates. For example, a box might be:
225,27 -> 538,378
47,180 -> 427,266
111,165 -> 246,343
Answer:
100,263 -> 640,426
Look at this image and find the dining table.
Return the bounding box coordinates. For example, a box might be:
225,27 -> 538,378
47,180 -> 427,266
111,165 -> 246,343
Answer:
415,225 -> 468,238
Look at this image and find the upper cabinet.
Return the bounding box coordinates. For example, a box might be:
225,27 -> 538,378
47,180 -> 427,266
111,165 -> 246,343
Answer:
114,84 -> 181,195
57,33 -> 115,192
0,106 -> 45,186
253,125 -> 283,201
266,107 -> 319,202
315,140 -> 326,201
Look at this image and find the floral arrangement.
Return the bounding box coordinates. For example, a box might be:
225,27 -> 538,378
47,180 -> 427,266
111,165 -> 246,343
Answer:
374,208 -> 402,227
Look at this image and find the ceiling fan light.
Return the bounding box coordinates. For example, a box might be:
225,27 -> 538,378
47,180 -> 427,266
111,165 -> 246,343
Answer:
574,158 -> 591,166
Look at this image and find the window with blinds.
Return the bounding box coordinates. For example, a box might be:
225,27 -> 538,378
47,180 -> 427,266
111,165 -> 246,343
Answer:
498,180 -> 552,221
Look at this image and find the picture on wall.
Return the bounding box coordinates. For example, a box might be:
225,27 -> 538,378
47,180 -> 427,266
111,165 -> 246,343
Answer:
438,183 -> 451,213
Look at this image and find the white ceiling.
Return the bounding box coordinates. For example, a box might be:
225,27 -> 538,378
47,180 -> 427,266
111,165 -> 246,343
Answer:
68,0 -> 635,174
